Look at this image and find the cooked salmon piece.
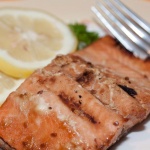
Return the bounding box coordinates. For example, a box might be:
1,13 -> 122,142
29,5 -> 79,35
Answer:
96,64 -> 150,90
73,35 -> 150,113
0,36 -> 150,150
97,36 -> 150,79
47,55 -> 148,125
75,35 -> 150,85
0,62 -> 126,150
97,66 -> 150,114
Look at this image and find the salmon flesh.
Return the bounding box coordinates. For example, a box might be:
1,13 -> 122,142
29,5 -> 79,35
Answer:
0,35 -> 150,150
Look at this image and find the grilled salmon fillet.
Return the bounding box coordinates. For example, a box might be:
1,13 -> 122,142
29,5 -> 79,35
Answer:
75,35 -> 150,88
0,35 -> 150,150
0,63 -> 126,150
48,55 -> 149,119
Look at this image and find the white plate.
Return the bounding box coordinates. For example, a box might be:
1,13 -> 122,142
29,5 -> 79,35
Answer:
0,0 -> 150,149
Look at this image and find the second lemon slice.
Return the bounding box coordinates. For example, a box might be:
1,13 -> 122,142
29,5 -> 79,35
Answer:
0,71 -> 24,105
0,8 -> 77,78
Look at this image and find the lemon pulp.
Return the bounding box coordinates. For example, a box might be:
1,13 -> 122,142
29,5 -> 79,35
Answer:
0,8 -> 77,78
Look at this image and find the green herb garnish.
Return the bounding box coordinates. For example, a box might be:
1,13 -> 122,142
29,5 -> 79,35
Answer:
69,23 -> 99,50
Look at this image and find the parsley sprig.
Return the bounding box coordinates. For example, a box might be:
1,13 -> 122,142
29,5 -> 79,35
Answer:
69,23 -> 99,50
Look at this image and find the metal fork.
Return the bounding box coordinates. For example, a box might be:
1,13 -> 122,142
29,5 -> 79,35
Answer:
91,0 -> 150,59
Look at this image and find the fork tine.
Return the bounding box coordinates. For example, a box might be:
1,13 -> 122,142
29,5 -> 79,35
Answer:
104,0 -> 150,44
91,5 -> 148,59
114,0 -> 150,34
100,0 -> 150,52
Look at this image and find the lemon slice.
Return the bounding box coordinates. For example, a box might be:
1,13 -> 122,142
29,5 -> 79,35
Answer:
0,71 -> 24,105
0,8 -> 77,78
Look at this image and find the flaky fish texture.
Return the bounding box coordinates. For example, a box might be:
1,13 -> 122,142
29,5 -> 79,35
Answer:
0,36 -> 150,150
